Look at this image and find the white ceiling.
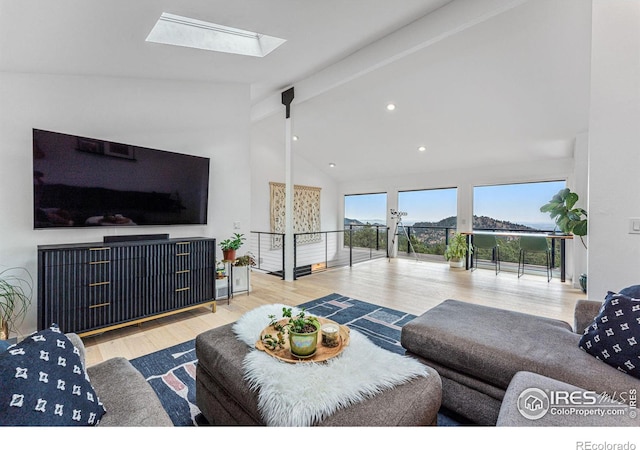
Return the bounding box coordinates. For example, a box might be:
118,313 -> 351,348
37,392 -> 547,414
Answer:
0,0 -> 592,184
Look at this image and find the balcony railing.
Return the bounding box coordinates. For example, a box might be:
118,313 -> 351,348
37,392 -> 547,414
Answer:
471,227 -> 560,268
250,225 -> 563,280
395,225 -> 456,260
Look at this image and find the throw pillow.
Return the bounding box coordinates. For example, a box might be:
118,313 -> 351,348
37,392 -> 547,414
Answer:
0,340 -> 13,353
619,285 -> 640,299
0,325 -> 106,426
579,293 -> 640,379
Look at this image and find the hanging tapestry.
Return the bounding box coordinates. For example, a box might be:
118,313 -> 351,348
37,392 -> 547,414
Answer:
270,182 -> 321,248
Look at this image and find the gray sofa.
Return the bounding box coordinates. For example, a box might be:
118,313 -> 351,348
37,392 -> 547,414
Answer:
401,299 -> 640,426
67,334 -> 173,426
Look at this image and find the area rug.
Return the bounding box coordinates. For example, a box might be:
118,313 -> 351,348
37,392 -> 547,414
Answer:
129,293 -> 463,426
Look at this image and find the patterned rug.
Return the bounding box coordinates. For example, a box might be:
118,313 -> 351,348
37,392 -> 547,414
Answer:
129,293 -> 463,426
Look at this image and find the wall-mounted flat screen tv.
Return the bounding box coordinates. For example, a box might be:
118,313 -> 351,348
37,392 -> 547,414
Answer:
33,129 -> 210,229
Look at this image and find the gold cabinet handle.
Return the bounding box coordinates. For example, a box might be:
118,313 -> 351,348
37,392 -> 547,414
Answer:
89,281 -> 111,287
89,302 -> 110,309
89,247 -> 111,251
176,270 -> 190,274
176,242 -> 191,246
176,252 -> 190,256
89,260 -> 110,265
176,287 -> 190,292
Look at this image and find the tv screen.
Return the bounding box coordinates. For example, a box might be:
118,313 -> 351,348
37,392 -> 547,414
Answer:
33,129 -> 210,229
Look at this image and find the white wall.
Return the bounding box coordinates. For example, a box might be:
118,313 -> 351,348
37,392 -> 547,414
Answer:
0,72 -> 251,336
587,0 -> 640,299
250,117 -> 339,233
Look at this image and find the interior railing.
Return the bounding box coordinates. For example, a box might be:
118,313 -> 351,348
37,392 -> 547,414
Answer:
250,227 -> 390,280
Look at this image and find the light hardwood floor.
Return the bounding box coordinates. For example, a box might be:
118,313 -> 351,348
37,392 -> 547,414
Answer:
82,257 -> 587,367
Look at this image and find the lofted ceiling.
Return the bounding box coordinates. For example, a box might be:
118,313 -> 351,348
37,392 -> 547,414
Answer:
0,0 -> 592,184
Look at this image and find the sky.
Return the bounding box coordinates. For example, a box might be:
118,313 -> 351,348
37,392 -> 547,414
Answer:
345,180 -> 567,228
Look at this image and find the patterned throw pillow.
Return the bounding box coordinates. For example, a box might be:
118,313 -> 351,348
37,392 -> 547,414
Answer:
0,325 -> 106,426
578,293 -> 640,379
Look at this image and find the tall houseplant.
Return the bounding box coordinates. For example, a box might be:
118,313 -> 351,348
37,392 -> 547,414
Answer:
539,188 -> 588,249
540,188 -> 588,292
0,267 -> 33,340
444,233 -> 472,268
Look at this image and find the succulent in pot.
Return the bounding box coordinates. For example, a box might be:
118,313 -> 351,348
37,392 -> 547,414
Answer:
263,307 -> 321,358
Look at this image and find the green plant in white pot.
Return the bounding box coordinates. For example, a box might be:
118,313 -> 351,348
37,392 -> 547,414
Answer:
0,267 -> 33,340
444,233 -> 472,268
264,307 -> 322,359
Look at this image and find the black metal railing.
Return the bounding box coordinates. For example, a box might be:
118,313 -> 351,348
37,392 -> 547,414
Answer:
293,226 -> 389,279
471,227 -> 560,268
249,231 -> 286,279
394,225 -> 456,259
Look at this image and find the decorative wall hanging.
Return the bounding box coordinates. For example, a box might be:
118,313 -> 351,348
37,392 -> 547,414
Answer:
270,182 -> 321,248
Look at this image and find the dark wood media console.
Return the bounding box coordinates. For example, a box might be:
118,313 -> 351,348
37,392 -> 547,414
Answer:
37,237 -> 216,337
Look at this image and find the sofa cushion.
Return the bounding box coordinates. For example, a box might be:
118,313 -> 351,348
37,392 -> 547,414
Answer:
86,357 -> 173,426
402,299 -> 639,396
0,325 -> 106,426
578,293 -> 640,379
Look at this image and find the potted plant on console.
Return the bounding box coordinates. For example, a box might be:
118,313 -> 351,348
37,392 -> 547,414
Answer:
0,267 -> 33,341
219,233 -> 246,262
444,232 -> 472,269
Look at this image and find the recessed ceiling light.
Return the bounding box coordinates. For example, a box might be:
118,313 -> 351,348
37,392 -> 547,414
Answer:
146,13 -> 286,57
292,135 -> 299,141
386,103 -> 396,111
418,146 -> 427,152
329,163 -> 336,168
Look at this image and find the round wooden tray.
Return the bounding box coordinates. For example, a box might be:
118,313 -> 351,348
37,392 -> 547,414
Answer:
255,317 -> 350,363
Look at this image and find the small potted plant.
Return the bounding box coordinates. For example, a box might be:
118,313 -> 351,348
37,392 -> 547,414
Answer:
215,261 -> 226,279
219,233 -> 246,261
444,233 -> 472,268
263,307 -> 321,359
233,252 -> 256,267
0,267 -> 33,340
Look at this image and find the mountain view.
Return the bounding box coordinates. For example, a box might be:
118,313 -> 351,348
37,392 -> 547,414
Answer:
344,215 -> 557,266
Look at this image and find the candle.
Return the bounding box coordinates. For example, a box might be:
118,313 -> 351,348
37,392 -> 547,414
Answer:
321,323 -> 340,348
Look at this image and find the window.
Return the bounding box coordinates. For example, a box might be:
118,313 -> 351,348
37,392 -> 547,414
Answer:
396,188 -> 457,257
344,193 -> 388,256
473,180 -> 566,266
473,181 -> 565,231
344,193 -> 387,226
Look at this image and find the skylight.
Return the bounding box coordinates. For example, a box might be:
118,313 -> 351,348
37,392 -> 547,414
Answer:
146,13 -> 286,57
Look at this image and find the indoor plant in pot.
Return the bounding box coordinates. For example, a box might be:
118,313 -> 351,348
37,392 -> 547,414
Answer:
219,233 -> 246,261
0,267 -> 33,340
540,187 -> 588,292
263,307 -> 322,359
444,232 -> 472,268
